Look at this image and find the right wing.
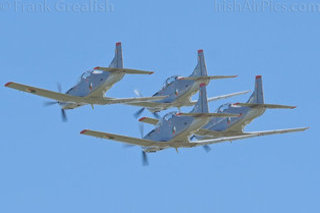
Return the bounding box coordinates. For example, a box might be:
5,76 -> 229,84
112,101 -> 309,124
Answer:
80,129 -> 163,147
5,82 -> 86,103
191,127 -> 309,146
138,117 -> 159,125
5,82 -> 167,105
177,112 -> 240,118
181,75 -> 237,81
94,67 -> 154,75
233,103 -> 296,109
186,90 -> 250,106
96,96 -> 167,105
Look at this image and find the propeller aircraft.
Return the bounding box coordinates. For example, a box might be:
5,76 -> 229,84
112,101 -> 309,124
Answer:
5,42 -> 165,121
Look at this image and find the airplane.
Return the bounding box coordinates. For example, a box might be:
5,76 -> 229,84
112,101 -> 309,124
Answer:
4,42 -> 166,121
131,49 -> 249,118
79,68 -> 308,165
191,75 -> 309,141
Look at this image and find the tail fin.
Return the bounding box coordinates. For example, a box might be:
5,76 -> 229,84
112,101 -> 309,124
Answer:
190,49 -> 208,77
247,75 -> 264,104
109,42 -> 123,68
191,83 -> 209,113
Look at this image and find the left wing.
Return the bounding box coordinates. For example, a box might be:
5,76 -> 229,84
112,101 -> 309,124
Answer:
233,103 -> 296,109
191,127 -> 309,146
80,129 -> 164,147
94,67 -> 154,75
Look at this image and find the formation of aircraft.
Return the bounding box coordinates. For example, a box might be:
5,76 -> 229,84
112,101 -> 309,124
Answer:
5,42 -> 308,165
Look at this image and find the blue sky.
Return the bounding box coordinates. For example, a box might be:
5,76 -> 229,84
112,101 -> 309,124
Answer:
1,0 -> 319,212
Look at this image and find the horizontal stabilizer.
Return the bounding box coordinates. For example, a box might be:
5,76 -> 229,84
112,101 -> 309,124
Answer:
80,129 -> 163,147
192,127 -> 309,145
234,103 -> 296,109
177,112 -> 240,118
182,75 -> 237,81
94,67 -> 154,75
138,117 -> 159,125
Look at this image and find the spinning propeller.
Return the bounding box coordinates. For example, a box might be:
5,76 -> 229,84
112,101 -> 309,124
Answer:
133,89 -> 160,119
43,83 -> 67,122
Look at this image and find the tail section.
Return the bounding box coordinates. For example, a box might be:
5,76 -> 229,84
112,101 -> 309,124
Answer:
190,49 -> 208,77
109,42 -> 123,69
191,83 -> 209,113
247,75 -> 264,104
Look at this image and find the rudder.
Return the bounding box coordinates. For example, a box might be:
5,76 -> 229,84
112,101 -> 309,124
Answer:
109,42 -> 123,68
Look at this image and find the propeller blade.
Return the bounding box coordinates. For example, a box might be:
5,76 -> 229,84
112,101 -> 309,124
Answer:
43,101 -> 58,106
142,151 -> 148,166
203,145 -> 211,153
57,82 -> 62,93
134,107 -> 145,118
139,123 -> 144,138
134,89 -> 143,97
153,112 -> 160,119
61,109 -> 67,122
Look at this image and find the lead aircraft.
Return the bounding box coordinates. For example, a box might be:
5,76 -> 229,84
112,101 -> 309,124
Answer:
5,42 -> 165,121
80,65 -> 308,165
132,49 -> 249,118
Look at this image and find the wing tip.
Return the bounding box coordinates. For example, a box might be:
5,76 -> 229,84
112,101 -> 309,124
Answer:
80,129 -> 88,134
149,71 -> 154,75
93,66 -> 100,70
116,42 -> 121,46
139,117 -> 146,121
4,82 -> 13,87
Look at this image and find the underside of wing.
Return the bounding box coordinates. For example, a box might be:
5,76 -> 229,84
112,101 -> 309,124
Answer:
5,82 -> 86,103
96,96 -> 167,105
125,101 -> 171,108
182,75 -> 237,81
233,103 -> 296,109
191,127 -> 309,146
80,129 -> 162,147
186,90 -> 250,106
94,67 -> 154,75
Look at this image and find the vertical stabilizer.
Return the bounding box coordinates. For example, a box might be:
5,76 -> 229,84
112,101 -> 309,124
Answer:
191,83 -> 209,113
190,49 -> 208,77
247,75 -> 264,104
109,42 -> 123,68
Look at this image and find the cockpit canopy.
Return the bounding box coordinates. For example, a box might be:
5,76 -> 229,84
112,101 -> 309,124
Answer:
217,103 -> 231,113
163,75 -> 182,88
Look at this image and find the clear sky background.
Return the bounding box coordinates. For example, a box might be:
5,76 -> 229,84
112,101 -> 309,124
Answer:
1,0 -> 319,212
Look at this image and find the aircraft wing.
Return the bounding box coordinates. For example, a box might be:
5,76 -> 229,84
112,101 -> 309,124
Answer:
233,103 -> 296,109
80,129 -> 165,147
94,67 -> 154,75
5,82 -> 86,103
186,90 -> 250,106
138,117 -> 159,125
182,75 -> 237,81
177,112 -> 240,118
191,127 -> 309,146
125,101 -> 171,108
5,82 -> 167,105
97,96 -> 167,105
